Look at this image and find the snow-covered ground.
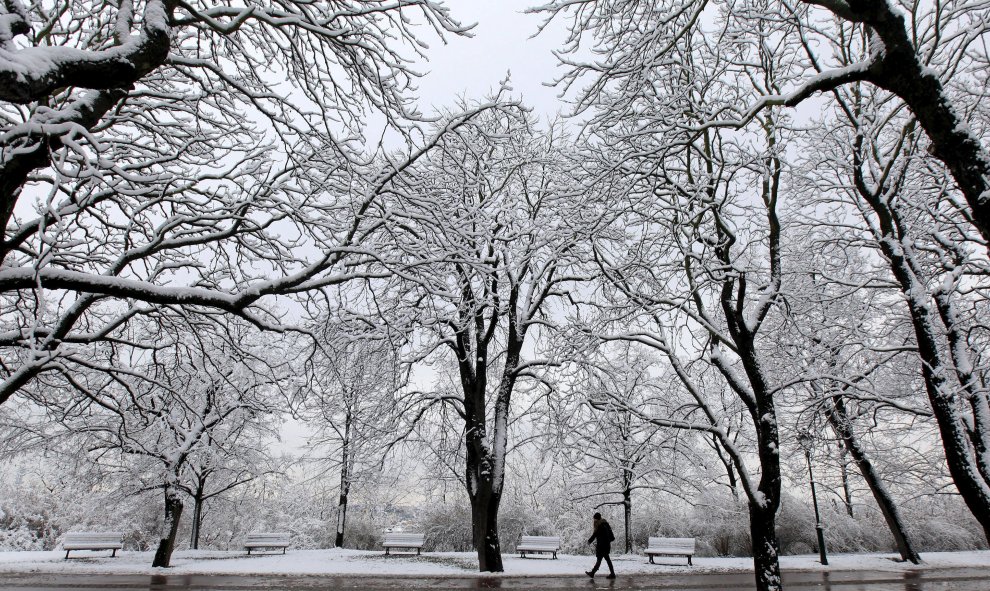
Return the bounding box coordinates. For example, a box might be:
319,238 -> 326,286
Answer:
0,549 -> 987,577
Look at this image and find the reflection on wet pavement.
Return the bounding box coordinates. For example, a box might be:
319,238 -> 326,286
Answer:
2,568 -> 989,590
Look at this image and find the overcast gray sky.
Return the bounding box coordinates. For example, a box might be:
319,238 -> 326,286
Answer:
415,0 -> 573,118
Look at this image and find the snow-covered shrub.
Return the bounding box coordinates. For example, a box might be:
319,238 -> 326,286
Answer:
904,496 -> 988,551
682,493 -> 749,557
0,505 -> 58,551
337,510 -> 389,550
775,494 -> 817,555
420,501 -> 472,552
0,525 -> 46,551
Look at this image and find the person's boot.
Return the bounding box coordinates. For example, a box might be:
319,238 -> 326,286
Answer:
606,573 -> 616,579
585,571 -> 595,577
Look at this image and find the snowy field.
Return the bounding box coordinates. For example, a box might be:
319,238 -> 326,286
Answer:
0,549 -> 987,578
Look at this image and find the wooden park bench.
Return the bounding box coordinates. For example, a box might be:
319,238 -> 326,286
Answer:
645,536 -> 696,565
244,532 -> 291,555
517,535 -> 561,559
62,532 -> 124,559
383,532 -> 426,556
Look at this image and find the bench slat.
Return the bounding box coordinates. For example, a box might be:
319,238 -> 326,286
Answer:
244,532 -> 290,555
245,533 -> 290,544
517,535 -> 560,559
383,532 -> 426,556
63,532 -> 123,559
645,536 -> 695,566
517,544 -> 559,550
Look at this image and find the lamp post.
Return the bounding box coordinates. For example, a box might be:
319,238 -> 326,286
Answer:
798,432 -> 828,565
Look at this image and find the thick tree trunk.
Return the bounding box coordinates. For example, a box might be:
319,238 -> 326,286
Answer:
734,339 -> 784,591
152,490 -> 184,568
190,491 -> 204,550
867,204 -> 990,543
469,489 -> 503,572
622,483 -> 632,554
335,412 -> 352,548
335,489 -> 348,548
749,501 -> 782,591
827,394 -> 921,563
854,2 -> 990,247
453,278 -> 525,572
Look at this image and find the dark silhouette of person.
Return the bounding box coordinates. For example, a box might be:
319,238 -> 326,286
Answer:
586,512 -> 616,579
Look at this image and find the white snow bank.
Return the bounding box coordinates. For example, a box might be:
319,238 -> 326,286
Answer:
0,548 -> 987,577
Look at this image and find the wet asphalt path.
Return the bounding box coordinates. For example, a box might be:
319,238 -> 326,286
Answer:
2,568 -> 989,590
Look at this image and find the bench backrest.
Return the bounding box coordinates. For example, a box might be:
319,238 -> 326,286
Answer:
245,533 -> 291,546
383,532 -> 426,547
63,532 -> 124,548
244,532 -> 290,544
647,537 -> 696,553
518,535 -> 561,549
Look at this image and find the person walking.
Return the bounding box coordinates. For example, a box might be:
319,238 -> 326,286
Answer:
586,512 -> 616,579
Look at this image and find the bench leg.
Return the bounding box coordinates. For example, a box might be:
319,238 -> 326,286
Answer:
417,548 -> 421,556
282,547 -> 286,555
688,556 -> 692,566
111,549 -> 117,558
649,555 -> 654,564
385,548 -> 390,556
65,550 -> 70,560
553,552 -> 557,560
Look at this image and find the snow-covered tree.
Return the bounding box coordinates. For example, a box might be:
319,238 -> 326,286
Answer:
364,108 -> 601,571
576,64 -> 793,587
779,265 -> 927,564
0,0 -> 473,404
540,0 -> 990,582
787,62 -> 990,543
20,311 -> 288,566
183,421 -> 282,551
541,0 -> 990,246
554,345 -> 673,554
0,0 -> 467,216
298,323 -> 405,548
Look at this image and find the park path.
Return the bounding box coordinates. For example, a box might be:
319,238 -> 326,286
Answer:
2,568 -> 990,590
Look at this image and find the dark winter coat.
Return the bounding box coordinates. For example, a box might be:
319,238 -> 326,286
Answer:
588,518 -> 615,557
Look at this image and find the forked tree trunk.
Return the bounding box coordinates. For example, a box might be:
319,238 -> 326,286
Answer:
463,409 -> 507,572
456,302 -> 523,572
854,1 -> 990,248
152,489 -> 184,567
462,388 -> 506,574
853,172 -> 990,544
469,488 -> 503,572
189,472 -> 208,551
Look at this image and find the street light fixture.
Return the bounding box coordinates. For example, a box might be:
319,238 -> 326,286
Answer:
798,431 -> 828,565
